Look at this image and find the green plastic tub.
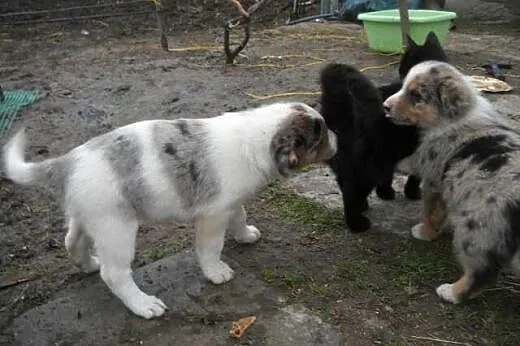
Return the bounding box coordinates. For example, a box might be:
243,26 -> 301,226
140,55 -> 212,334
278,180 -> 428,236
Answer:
357,9 -> 457,53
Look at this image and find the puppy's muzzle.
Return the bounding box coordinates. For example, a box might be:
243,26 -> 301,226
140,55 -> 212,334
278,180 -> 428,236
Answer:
383,93 -> 414,126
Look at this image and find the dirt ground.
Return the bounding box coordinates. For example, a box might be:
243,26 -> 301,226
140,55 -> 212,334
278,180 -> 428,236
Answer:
1,4 -> 520,345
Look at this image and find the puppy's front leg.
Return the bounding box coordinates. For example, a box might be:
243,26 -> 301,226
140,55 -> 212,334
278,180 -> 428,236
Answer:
412,183 -> 446,241
195,213 -> 235,284
228,205 -> 261,244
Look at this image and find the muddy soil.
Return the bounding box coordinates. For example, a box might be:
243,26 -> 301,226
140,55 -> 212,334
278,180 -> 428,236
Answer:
1,8 -> 520,346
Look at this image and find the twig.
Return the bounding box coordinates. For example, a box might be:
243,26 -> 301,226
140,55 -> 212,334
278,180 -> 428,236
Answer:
168,46 -> 220,52
501,280 -> 520,287
4,11 -> 153,25
359,61 -> 400,72
0,275 -> 40,290
246,91 -> 322,100
244,60 -> 397,99
408,335 -> 472,346
0,283 -> 30,312
482,286 -> 520,294
246,54 -> 325,69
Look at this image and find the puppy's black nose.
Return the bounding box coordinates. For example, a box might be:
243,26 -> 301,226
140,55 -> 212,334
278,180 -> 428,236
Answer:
383,105 -> 391,114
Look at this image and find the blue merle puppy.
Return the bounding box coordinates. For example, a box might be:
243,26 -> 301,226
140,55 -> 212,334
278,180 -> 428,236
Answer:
384,60 -> 520,304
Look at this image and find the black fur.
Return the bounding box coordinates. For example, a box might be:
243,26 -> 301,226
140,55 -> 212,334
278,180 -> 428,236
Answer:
164,143 -> 177,156
398,32 -> 448,80
319,32 -> 447,233
442,135 -> 519,177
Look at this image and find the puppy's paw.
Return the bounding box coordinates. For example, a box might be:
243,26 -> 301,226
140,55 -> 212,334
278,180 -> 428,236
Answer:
376,185 -> 396,200
411,223 -> 428,240
347,215 -> 371,233
129,294 -> 168,319
80,256 -> 100,274
436,283 -> 461,304
203,261 -> 235,284
234,225 -> 261,244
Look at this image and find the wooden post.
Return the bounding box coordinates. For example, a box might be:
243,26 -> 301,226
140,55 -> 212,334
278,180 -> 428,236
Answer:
398,0 -> 410,48
155,1 -> 169,51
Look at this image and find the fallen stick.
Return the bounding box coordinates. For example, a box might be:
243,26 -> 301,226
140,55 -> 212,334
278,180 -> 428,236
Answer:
408,335 -> 472,346
0,275 -> 40,290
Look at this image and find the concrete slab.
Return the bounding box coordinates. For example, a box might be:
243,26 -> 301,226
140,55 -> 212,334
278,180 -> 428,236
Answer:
10,251 -> 341,346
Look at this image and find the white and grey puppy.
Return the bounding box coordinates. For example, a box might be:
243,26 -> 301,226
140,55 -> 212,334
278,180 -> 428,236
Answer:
3,101 -> 337,319
384,61 -> 520,304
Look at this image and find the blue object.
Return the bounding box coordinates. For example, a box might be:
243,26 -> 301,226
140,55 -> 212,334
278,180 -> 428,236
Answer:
0,90 -> 39,137
339,0 -> 425,21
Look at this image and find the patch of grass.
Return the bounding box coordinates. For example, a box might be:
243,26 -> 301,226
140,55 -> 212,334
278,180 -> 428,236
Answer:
141,238 -> 185,262
259,181 -> 343,234
260,266 -> 278,284
451,287 -> 520,343
255,181 -> 520,344
334,260 -> 380,293
260,266 -> 311,295
386,236 -> 457,290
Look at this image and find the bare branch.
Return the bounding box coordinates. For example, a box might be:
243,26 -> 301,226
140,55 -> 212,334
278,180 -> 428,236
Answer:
224,22 -> 250,64
226,0 -> 270,28
224,0 -> 270,64
229,0 -> 250,18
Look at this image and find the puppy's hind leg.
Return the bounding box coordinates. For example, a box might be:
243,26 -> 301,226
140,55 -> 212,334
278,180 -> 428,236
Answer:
65,217 -> 99,273
91,215 -> 167,319
375,166 -> 396,201
228,205 -> 261,244
436,262 -> 500,304
342,181 -> 373,233
196,212 -> 235,284
437,226 -> 504,304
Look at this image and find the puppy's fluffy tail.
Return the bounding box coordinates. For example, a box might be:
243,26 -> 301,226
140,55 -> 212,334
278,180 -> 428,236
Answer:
3,129 -> 67,186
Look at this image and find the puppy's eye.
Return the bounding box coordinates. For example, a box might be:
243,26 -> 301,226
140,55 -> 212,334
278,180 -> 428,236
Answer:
294,138 -> 303,148
409,90 -> 423,104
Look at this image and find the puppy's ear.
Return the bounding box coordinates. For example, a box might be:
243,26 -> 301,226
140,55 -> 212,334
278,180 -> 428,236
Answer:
425,31 -> 441,47
436,73 -> 472,119
271,107 -> 325,176
406,34 -> 418,49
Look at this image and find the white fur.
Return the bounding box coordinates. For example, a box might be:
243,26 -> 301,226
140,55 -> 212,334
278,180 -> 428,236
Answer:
3,102 -> 335,319
436,283 -> 460,304
411,223 -> 427,240
3,129 -> 38,185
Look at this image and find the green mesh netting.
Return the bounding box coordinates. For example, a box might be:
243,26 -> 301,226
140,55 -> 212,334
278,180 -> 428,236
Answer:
0,90 -> 40,137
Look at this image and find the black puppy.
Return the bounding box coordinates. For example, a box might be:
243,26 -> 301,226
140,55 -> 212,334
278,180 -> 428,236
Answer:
319,32 -> 447,233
